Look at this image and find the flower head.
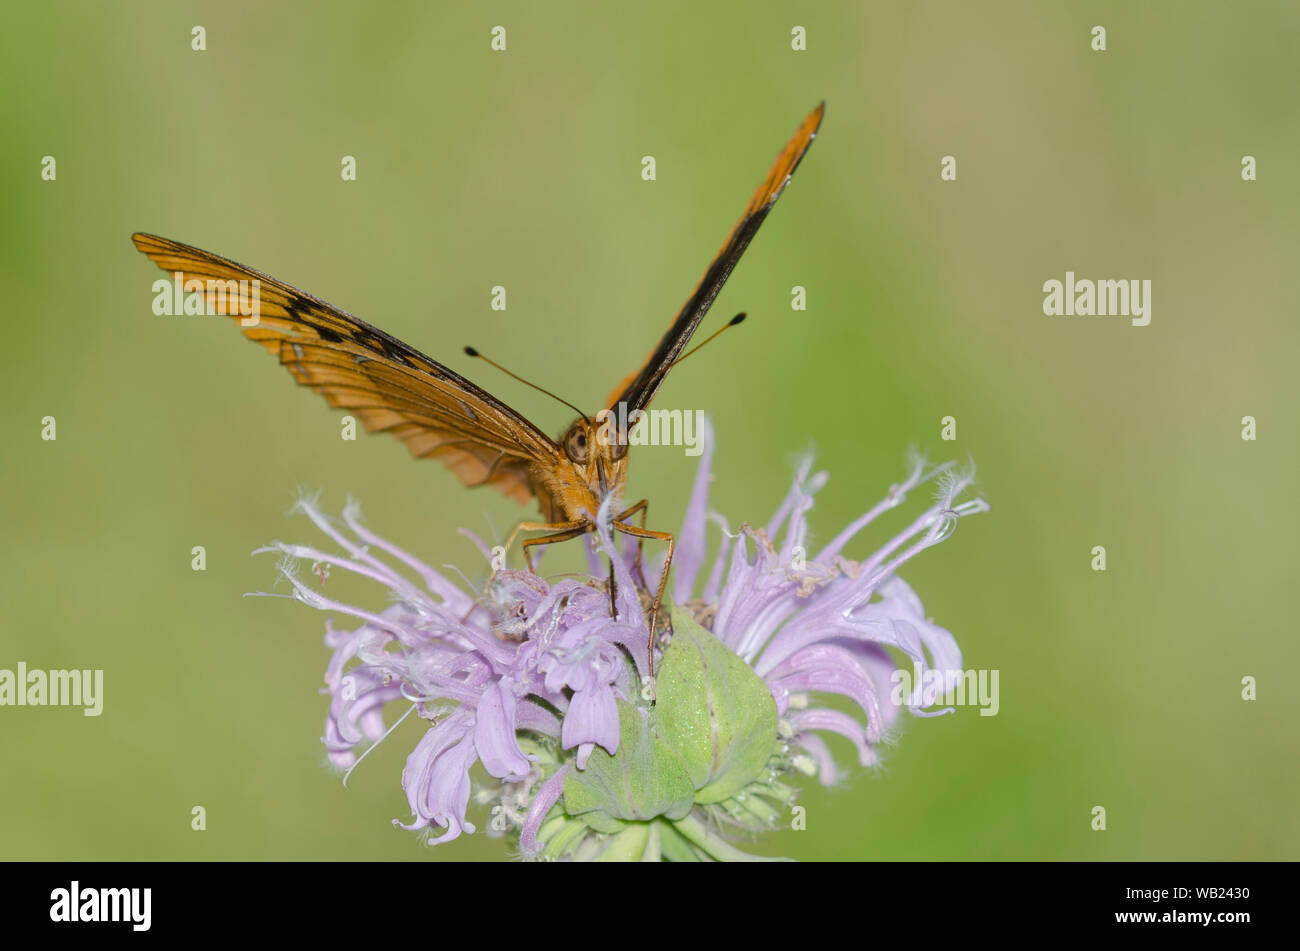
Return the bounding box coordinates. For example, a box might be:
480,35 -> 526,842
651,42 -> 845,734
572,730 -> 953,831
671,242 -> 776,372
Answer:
668,423 -> 990,784
259,420 -> 986,858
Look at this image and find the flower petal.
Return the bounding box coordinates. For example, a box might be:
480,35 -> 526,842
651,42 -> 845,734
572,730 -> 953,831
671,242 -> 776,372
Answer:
474,682 -> 533,782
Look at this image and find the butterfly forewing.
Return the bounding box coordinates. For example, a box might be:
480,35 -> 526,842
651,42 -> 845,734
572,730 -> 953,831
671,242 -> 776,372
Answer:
132,101 -> 824,527
133,103 -> 825,678
608,102 -> 825,414
131,232 -> 558,505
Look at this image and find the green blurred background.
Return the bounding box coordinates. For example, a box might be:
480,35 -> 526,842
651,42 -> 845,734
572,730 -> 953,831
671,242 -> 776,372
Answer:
3,1 -> 1296,861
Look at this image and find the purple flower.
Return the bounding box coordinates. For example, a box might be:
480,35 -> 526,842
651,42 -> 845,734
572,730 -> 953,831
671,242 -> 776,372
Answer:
667,419 -> 988,784
258,420 -> 986,857
256,501 -> 645,845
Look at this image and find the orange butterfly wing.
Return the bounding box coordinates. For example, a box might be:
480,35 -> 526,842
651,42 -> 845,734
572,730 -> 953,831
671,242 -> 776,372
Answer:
132,232 -> 558,506
608,102 -> 825,413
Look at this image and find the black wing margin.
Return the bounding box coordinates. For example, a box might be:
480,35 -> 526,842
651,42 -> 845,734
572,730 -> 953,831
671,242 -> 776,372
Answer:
607,102 -> 825,415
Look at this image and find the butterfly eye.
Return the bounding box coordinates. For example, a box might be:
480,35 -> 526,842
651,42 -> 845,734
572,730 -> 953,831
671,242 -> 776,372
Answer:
564,427 -> 589,464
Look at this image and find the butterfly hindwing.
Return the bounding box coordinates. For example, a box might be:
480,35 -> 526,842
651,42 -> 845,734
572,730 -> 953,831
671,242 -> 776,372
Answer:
132,232 -> 558,505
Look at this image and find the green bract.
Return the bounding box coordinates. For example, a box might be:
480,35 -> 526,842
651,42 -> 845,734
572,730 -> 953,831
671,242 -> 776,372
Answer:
555,605 -> 785,859
655,605 -> 779,803
563,699 -> 694,828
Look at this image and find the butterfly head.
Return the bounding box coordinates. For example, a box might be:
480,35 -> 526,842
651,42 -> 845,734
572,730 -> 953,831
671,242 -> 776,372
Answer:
560,415 -> 629,503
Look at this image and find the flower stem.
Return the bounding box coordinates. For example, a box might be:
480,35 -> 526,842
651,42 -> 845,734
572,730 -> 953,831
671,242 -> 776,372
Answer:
672,813 -> 792,862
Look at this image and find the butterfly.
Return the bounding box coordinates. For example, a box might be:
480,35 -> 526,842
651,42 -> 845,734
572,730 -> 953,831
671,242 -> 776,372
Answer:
133,101 -> 824,675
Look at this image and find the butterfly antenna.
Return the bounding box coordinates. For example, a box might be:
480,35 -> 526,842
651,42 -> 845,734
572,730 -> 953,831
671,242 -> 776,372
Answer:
464,347 -> 590,422
642,312 -> 747,392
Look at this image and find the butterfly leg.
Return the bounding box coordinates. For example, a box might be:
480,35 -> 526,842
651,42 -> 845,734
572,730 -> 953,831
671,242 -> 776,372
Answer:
500,519 -> 588,571
606,558 -> 618,623
499,520 -> 625,629
614,499 -> 650,590
520,524 -> 592,573
468,520 -> 590,626
613,521 -> 674,680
